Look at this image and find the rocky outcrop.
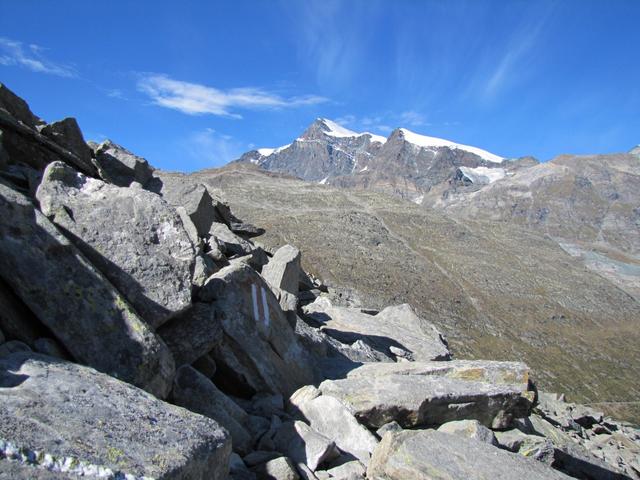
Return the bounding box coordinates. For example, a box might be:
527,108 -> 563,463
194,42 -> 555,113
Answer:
0,180 -> 174,397
200,263 -> 316,396
0,84 -> 637,480
262,244 -> 302,295
367,430 -> 572,479
303,298 -> 450,362
319,360 -> 534,429
93,140 -> 154,187
0,352 -> 230,480
37,161 -> 195,328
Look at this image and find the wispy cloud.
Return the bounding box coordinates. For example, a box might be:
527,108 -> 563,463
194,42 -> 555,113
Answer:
398,111 -> 431,128
182,128 -> 244,168
287,1 -> 382,89
0,37 -> 76,77
137,74 -> 328,118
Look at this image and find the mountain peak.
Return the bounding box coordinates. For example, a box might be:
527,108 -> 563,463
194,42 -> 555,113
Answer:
395,128 -> 503,164
301,118 -> 386,144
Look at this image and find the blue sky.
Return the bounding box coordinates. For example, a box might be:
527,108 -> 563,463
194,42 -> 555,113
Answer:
1,0 -> 639,172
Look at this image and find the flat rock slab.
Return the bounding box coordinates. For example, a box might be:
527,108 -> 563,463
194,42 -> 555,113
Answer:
262,244 -> 301,295
304,299 -> 450,362
368,430 -> 571,480
319,361 -> 533,429
37,161 -> 195,328
0,180 -> 174,397
0,352 -> 231,480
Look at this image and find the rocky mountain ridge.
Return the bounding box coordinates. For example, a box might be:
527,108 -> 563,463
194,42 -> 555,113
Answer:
235,119 -> 640,303
0,83 -> 639,479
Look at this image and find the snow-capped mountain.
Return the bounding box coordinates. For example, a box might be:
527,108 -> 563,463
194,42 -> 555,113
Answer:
235,118 -> 514,203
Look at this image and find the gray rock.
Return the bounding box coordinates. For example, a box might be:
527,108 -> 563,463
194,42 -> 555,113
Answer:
253,457 -> 300,480
303,298 -> 451,362
528,414 -> 630,479
230,221 -> 265,238
324,459 -> 366,480
170,365 -> 253,455
437,419 -> 498,446
209,222 -> 255,257
192,353 -> 217,379
39,118 -> 96,177
37,161 -> 195,328
319,360 -> 534,429
192,253 -> 218,289
0,459 -> 75,479
257,415 -> 283,451
274,421 -> 340,471
0,181 -> 174,397
375,422 -> 403,439
157,302 -> 223,366
161,182 -> 220,237
93,139 -> 153,187
368,429 -> 572,480
202,263 -> 316,396
262,244 -> 301,295
176,205 -> 201,247
494,429 -> 554,464
0,327 -> 3,344
294,394 -> 378,466
0,352 -> 231,480
32,337 -> 68,359
0,83 -> 44,129
289,385 -> 322,416
0,340 -> 30,358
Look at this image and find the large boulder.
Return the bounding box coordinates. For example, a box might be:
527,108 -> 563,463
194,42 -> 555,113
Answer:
157,303 -> 224,366
292,393 -> 378,466
39,118 -> 96,177
367,430 -> 572,480
209,222 -> 255,257
262,244 -> 302,295
200,263 -> 316,396
170,366 -> 253,455
273,421 -> 339,472
304,299 -> 451,362
319,360 -> 534,429
93,139 -> 154,187
37,161 -> 195,328
159,181 -> 220,237
0,180 -> 174,397
0,352 -> 231,480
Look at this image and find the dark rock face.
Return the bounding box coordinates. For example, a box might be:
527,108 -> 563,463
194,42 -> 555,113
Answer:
0,180 -> 175,397
0,352 -> 231,480
37,161 -> 196,328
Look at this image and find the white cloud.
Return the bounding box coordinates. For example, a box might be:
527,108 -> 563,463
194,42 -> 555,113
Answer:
137,74 -> 328,118
0,38 -> 75,77
399,111 -> 431,127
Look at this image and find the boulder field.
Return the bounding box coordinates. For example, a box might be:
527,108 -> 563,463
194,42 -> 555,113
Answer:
0,83 -> 638,479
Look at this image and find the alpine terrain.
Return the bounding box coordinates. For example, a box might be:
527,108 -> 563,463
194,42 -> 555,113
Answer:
0,83 -> 639,480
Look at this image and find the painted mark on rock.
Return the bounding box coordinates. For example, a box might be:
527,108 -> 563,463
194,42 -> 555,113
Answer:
251,283 -> 270,328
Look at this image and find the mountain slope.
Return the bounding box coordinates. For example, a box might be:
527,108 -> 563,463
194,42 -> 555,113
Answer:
158,163 -> 640,421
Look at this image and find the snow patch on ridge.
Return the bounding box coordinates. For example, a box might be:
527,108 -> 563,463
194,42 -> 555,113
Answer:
459,166 -> 506,184
400,128 -> 503,163
320,119 -> 387,144
256,144 -> 291,157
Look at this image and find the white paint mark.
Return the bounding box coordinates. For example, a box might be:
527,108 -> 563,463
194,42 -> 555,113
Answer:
251,283 -> 259,323
261,287 -> 270,328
